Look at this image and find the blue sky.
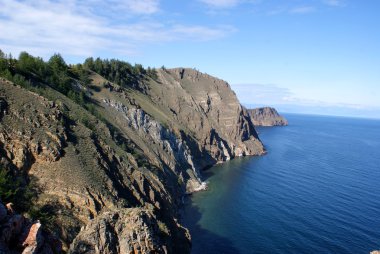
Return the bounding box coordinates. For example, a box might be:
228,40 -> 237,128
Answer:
1,0 -> 379,118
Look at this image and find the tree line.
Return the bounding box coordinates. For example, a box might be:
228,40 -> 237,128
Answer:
0,49 -> 158,105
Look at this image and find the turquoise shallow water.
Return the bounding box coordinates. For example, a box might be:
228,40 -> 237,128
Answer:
182,114 -> 380,254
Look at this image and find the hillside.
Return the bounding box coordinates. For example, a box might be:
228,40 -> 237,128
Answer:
0,51 -> 264,253
248,107 -> 288,126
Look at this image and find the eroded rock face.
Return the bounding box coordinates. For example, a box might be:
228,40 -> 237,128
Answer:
152,68 -> 264,161
102,99 -> 196,173
69,209 -> 170,254
0,81 -> 67,171
248,107 -> 288,126
101,98 -> 203,192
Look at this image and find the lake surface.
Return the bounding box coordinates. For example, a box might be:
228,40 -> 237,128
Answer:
182,114 -> 380,254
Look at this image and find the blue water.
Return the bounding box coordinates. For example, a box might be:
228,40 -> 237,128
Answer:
182,114 -> 380,254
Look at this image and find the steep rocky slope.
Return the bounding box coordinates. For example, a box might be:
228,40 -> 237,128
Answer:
0,54 -> 264,253
248,107 -> 288,126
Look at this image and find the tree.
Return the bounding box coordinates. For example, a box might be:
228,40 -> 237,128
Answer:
17,52 -> 35,73
0,53 -> 7,72
48,53 -> 68,74
83,57 -> 94,70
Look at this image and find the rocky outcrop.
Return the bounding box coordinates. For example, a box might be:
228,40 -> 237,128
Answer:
102,98 -> 199,182
0,201 -> 62,253
69,208 -> 168,254
248,107 -> 288,126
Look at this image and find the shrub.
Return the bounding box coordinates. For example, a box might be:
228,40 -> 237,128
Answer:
0,168 -> 18,203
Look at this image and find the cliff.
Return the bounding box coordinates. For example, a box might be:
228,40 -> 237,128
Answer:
0,52 -> 264,253
248,107 -> 288,126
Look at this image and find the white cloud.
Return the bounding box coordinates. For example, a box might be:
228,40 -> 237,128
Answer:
231,84 -> 293,105
0,0 -> 233,59
290,6 -> 315,14
80,0 -> 161,15
171,25 -> 236,40
124,0 -> 161,14
231,83 -> 372,109
198,0 -> 263,9
323,0 -> 345,7
267,1 -> 346,16
199,0 -> 241,8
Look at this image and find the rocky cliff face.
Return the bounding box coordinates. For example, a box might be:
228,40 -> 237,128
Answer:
248,107 -> 288,126
144,68 -> 264,191
0,66 -> 264,253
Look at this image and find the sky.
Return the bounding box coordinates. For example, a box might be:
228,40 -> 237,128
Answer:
1,0 -> 379,118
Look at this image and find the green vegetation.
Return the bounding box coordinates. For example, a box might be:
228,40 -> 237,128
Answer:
0,167 -> 20,205
0,50 -> 127,132
0,167 -> 33,212
0,166 -> 60,232
0,50 -> 88,104
83,57 -> 157,88
0,49 -> 158,104
0,167 -> 55,228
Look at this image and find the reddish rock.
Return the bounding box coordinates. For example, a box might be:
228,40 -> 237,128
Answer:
21,222 -> 44,253
6,202 -> 14,215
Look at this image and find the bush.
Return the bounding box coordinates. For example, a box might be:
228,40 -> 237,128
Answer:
0,167 -> 56,229
0,167 -> 34,212
0,168 -> 18,203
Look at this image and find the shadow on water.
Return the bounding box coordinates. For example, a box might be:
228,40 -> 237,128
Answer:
180,158 -> 258,254
182,197 -> 242,254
